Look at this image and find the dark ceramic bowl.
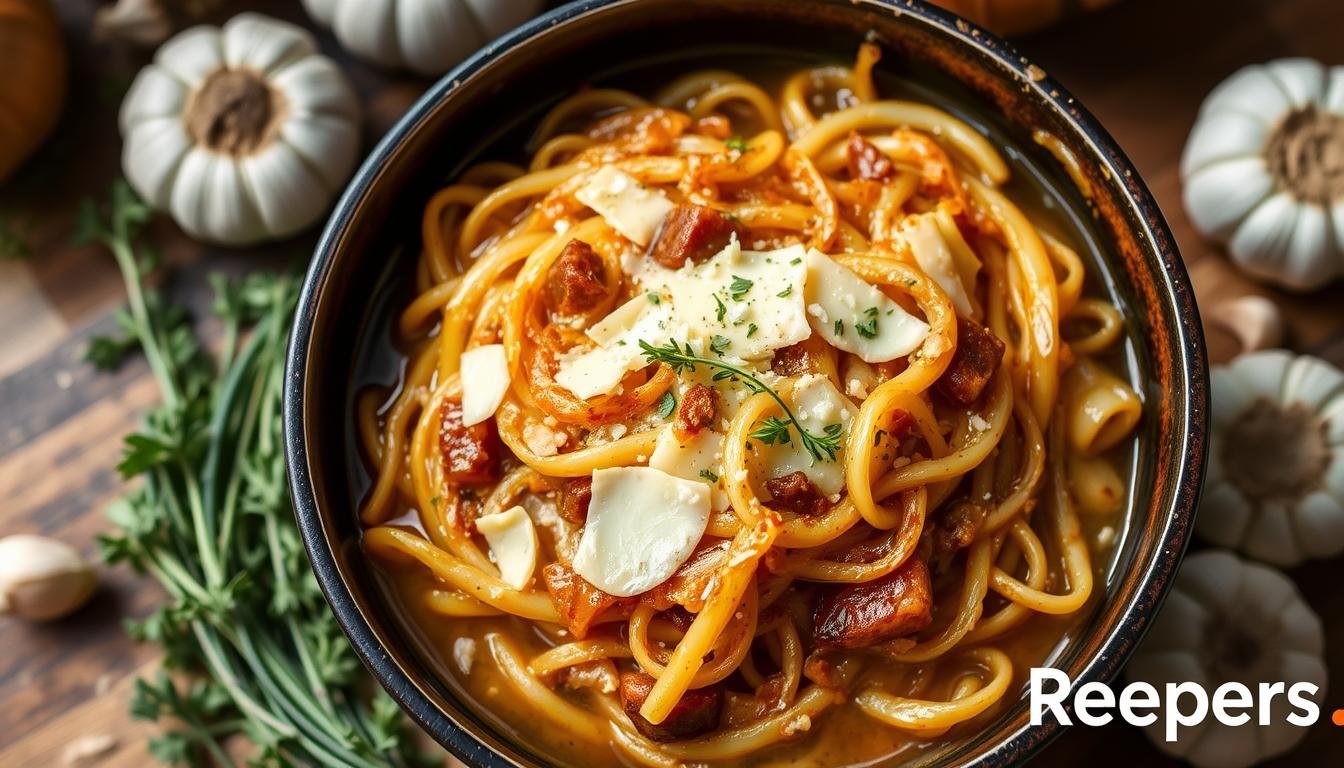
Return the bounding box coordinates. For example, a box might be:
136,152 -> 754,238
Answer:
284,1 -> 1208,765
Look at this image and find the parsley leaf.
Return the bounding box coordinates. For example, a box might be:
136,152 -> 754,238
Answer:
656,390 -> 677,418
728,275 -> 753,300
647,291 -> 661,304
855,317 -> 879,339
834,319 -> 844,336
714,293 -> 727,322
710,335 -> 732,356
725,135 -> 749,153
699,468 -> 720,482
746,323 -> 758,338
776,285 -> 793,298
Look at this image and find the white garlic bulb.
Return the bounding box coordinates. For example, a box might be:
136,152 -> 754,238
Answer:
1201,350 -> 1344,565
0,534 -> 98,621
1182,58 -> 1344,291
300,0 -> 542,76
119,13 -> 363,246
1128,550 -> 1325,767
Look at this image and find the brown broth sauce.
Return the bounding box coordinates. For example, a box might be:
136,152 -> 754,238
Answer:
360,50 -> 1144,768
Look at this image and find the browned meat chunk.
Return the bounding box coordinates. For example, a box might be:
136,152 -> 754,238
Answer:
770,342 -> 811,377
764,471 -> 829,516
587,107 -> 691,154
557,476 -> 593,525
542,563 -> 634,639
813,558 -> 933,649
641,540 -> 729,612
619,672 -> 723,742
649,204 -> 746,269
438,397 -> 503,484
546,239 -> 609,315
936,316 -> 1006,405
930,501 -> 988,575
846,132 -> 894,181
672,384 -> 718,442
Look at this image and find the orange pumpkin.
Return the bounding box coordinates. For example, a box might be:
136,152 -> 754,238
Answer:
932,0 -> 1121,37
0,0 -> 67,182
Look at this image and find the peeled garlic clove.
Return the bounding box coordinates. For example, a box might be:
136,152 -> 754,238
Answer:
0,534 -> 97,621
1205,295 -> 1285,357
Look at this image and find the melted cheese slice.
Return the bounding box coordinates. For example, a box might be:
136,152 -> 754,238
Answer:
637,240 -> 811,361
459,344 -> 510,426
803,249 -> 929,364
572,466 -> 711,597
475,505 -> 539,590
899,214 -> 974,316
760,374 -> 856,496
575,166 -> 675,246
649,426 -> 729,511
553,295 -> 676,399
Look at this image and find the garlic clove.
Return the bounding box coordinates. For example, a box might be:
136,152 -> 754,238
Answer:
239,141 -> 330,239
270,57 -> 361,120
1295,491 -> 1344,560
1194,482 -> 1254,551
1200,64 -> 1293,123
168,147 -> 216,241
1227,348 -> 1295,399
1322,395 -> 1344,445
1323,65 -> 1344,111
1205,295 -> 1285,358
222,13 -> 316,76
1264,57 -> 1327,108
397,0 -> 478,77
119,67 -> 187,133
466,0 -> 542,37
1283,353 -> 1344,409
1180,111 -> 1268,177
278,114 -> 360,190
154,25 -> 224,88
0,534 -> 97,621
1241,499 -> 1300,566
1134,588 -> 1206,652
334,0 -> 400,68
1330,199 -> 1344,273
1323,451 -> 1344,498
1176,549 -> 1242,615
199,157 -> 268,246
123,117 -> 192,208
1183,157 -> 1273,240
1209,366 -> 1259,427
1275,203 -> 1338,290
1229,192 -> 1301,282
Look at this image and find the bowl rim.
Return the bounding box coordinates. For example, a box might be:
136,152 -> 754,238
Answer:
284,1 -> 1208,766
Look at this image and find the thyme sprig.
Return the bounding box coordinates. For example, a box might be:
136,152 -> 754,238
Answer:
85,181 -> 431,768
640,339 -> 843,463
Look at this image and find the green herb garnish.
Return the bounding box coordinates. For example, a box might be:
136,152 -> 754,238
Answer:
656,390 -> 677,418
714,293 -> 727,322
776,285 -> 793,298
699,468 -> 720,482
640,339 -> 843,463
85,181 -> 430,768
855,317 -> 879,339
728,275 -> 753,300
834,319 -> 844,336
746,323 -> 758,338
709,335 -> 732,356
647,291 -> 661,304
725,135 -> 749,154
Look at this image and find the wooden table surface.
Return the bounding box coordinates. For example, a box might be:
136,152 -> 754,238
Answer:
1,0 -> 1341,766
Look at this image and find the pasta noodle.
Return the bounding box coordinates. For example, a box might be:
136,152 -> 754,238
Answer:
356,44 -> 1142,766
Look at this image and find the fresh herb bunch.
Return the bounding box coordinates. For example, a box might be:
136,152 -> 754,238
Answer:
640,339 -> 843,462
85,181 -> 431,768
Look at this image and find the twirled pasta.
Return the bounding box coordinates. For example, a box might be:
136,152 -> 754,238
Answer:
355,44 -> 1142,767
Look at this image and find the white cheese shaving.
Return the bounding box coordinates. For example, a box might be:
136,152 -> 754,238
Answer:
553,295 -> 676,399
572,466 -> 710,597
649,426 -> 729,511
760,374 -> 855,496
474,505 -> 539,590
803,249 -> 929,363
574,166 -> 674,246
458,344 -> 510,426
633,240 -> 811,361
899,214 -> 974,316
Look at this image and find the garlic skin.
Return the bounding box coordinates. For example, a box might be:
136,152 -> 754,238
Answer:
0,534 -> 98,621
300,0 -> 542,77
1200,350 -> 1344,565
1128,550 -> 1325,768
119,13 -> 362,246
1205,294 -> 1286,358
1182,58 -> 1344,291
